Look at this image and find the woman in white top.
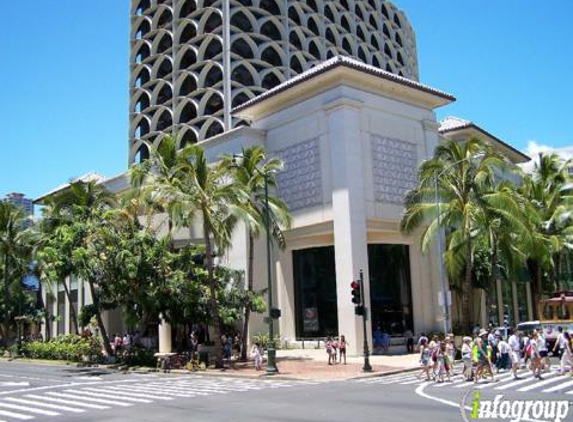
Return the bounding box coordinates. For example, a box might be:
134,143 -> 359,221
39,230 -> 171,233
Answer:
496,335 -> 511,373
529,332 -> 543,379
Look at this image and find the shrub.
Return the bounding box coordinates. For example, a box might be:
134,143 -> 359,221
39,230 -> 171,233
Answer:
252,332 -> 282,350
20,335 -> 102,362
117,345 -> 157,367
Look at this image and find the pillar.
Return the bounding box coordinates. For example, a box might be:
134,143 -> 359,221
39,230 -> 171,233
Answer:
326,99 -> 371,356
512,281 -> 519,324
41,284 -> 48,340
496,279 -> 503,326
525,283 -> 534,321
64,277 -> 71,335
158,315 -> 172,353
51,290 -> 58,337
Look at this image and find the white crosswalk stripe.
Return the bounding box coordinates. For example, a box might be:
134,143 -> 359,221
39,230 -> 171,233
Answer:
0,402 -> 60,417
356,367 -> 573,396
0,409 -> 33,420
543,378 -> 573,392
91,386 -> 174,401
29,393 -> 110,410
518,373 -> 562,392
0,377 -> 307,421
4,397 -> 85,413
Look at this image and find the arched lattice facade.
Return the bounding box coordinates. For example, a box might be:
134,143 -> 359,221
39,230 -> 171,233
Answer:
129,0 -> 418,163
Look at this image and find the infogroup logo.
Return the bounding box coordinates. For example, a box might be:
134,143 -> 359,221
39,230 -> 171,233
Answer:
461,390 -> 570,422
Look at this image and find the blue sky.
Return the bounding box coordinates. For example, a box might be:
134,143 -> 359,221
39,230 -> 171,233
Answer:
1,1 -> 572,201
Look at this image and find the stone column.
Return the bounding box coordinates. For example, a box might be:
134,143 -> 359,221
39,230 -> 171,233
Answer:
52,290 -> 59,337
512,281 -> 519,324
326,98 -> 371,356
41,284 -> 48,340
496,279 -> 504,326
158,315 -> 172,354
64,277 -> 71,335
77,279 -> 84,328
525,283 -> 534,321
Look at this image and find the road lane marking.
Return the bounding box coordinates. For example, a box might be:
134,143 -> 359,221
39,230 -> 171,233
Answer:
5,397 -> 85,413
27,394 -> 109,410
543,379 -> 573,392
89,387 -> 173,401
0,409 -> 34,420
59,390 -> 134,407
0,401 -> 60,416
75,389 -> 153,403
114,385 -> 197,398
518,374 -> 563,392
495,372 -> 557,391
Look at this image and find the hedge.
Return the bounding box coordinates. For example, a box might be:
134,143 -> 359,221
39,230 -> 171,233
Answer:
20,335 -> 101,362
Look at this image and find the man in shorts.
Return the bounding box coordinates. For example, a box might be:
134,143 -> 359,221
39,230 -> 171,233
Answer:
508,329 -> 522,379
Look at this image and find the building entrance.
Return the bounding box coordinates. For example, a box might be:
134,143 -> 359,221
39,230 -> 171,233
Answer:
293,246 -> 338,338
368,244 -> 413,336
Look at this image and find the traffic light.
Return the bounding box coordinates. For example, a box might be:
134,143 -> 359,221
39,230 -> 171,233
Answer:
351,281 -> 361,305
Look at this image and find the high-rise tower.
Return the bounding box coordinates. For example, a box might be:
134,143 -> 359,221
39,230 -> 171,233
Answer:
129,0 -> 419,163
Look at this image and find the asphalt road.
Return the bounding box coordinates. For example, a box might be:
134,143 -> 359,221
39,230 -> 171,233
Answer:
0,360 -> 572,422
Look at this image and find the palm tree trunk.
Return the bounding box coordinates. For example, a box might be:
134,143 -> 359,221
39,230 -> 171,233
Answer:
203,214 -> 223,367
554,253 -> 561,291
61,278 -> 79,335
461,241 -> 473,333
87,279 -> 113,356
3,252 -> 11,345
241,233 -> 255,361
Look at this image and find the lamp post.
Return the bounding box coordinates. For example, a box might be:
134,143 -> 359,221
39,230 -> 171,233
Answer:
231,155 -> 278,374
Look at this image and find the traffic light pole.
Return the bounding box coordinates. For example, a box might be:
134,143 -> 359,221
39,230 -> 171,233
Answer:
359,270 -> 372,372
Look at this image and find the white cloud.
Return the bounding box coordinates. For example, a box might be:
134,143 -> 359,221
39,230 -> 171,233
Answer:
525,140 -> 554,158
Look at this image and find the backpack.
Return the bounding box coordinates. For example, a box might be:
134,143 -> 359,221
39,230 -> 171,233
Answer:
525,343 -> 532,356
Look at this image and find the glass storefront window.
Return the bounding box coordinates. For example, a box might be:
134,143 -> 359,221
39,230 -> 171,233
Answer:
368,244 -> 413,335
293,246 -> 338,338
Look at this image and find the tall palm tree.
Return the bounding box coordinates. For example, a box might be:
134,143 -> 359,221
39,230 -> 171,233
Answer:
401,138 -> 521,331
222,146 -> 292,360
34,205 -> 80,335
44,180 -> 116,353
129,135 -> 179,240
157,144 -> 246,366
0,202 -> 31,343
521,153 -> 573,300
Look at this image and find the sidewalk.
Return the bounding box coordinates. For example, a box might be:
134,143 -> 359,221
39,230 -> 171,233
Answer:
193,349 -> 420,381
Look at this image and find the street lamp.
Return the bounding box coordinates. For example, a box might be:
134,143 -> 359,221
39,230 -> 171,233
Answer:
231,154 -> 278,374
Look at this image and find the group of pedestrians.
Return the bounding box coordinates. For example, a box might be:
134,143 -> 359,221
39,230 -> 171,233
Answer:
113,331 -> 139,356
418,334 -> 456,382
419,325 -> 573,384
325,335 -> 348,365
